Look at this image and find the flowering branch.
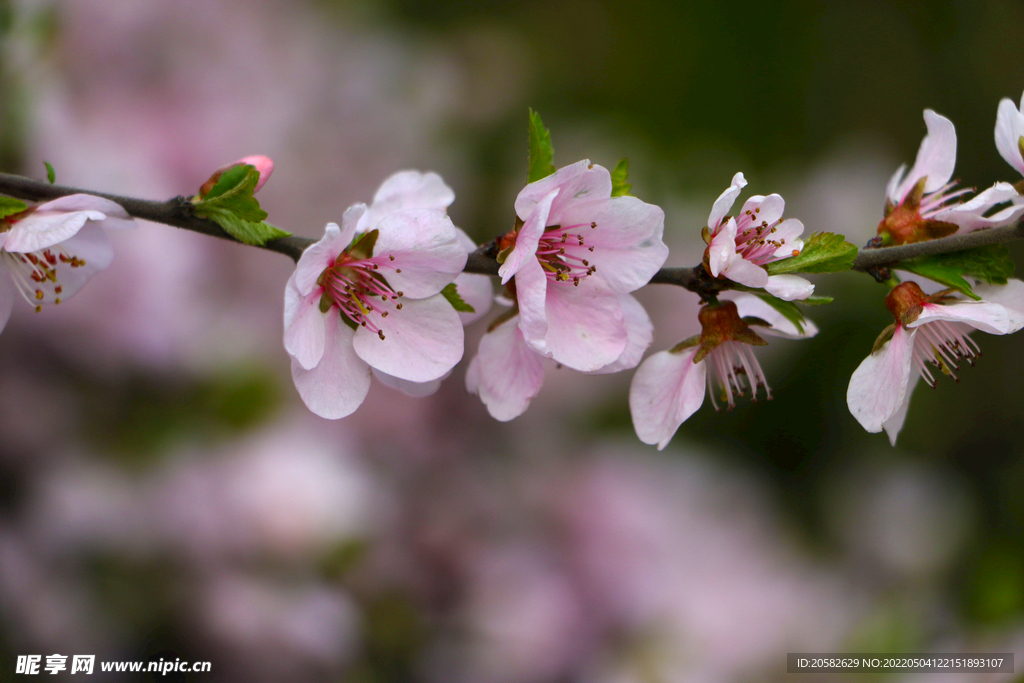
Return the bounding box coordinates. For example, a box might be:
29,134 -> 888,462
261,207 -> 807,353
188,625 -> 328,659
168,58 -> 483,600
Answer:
1,170 -> 1022,294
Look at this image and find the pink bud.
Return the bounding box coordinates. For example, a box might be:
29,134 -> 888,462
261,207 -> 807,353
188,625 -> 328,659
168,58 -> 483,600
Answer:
199,155 -> 275,198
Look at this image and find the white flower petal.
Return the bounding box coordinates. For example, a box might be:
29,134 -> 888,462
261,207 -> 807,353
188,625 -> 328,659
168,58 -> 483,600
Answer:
466,315 -> 546,421
587,293 -> 654,374
895,109 -> 957,201
973,278 -> 1024,333
707,172 -> 747,231
882,371 -> 920,446
291,317 -> 371,419
995,97 -> 1024,176
764,274 -> 815,301
912,300 -> 1010,335
540,277 -> 627,372
283,278 -> 327,370
499,189 -> 557,284
629,346 -> 707,450
371,209 -> 465,298
361,170 -> 454,229
724,291 -> 819,339
847,325 -> 916,433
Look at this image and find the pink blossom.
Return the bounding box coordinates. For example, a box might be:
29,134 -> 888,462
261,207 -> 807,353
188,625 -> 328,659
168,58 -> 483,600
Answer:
879,110 -> 1024,244
0,194 -> 133,334
995,90 -> 1024,178
284,171 -> 468,419
495,160 -> 668,372
847,280 -> 1024,445
630,294 -> 817,450
705,172 -> 815,301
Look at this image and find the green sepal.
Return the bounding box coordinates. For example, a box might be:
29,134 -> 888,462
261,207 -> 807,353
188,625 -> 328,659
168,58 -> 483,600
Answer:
765,232 -> 857,275
754,292 -> 806,334
669,334 -> 701,354
610,158 -> 631,197
441,283 -> 475,313
44,161 -> 55,184
799,295 -> 834,305
527,108 -> 556,183
1019,136 -> 1024,163
896,244 -> 1015,301
347,229 -> 378,261
0,196 -> 28,219
496,245 -> 513,264
192,163 -> 290,246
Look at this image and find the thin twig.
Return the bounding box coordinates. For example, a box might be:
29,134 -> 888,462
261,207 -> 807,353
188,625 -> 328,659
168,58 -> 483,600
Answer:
2,171 -> 1022,287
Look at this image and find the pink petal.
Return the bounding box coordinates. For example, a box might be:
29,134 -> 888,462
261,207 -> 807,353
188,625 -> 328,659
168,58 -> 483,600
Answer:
371,368 -> 444,397
283,278 -> 326,370
739,193 -> 784,226
16,224 -> 114,305
293,218 -> 355,296
39,194 -> 134,230
707,172 -> 747,231
291,316 -> 371,419
352,293 -> 464,382
3,208 -> 104,253
514,160 -> 612,226
995,97 -> 1024,176
935,182 -> 1024,232
708,217 -> 739,277
0,272 -> 15,334
885,164 -> 907,205
466,316 -> 546,421
722,253 -> 769,289
361,170 -> 455,230
913,300 -> 1010,335
764,274 -> 815,301
512,256 -> 549,350
724,291 -> 819,339
499,189 -> 557,284
895,109 -> 957,201
882,372 -> 920,446
973,278 -> 1024,333
371,209 -> 465,298
556,195 -> 668,292
768,218 -> 806,258
587,293 -> 654,374
629,346 -> 707,450
847,325 -> 916,433
539,277 -> 627,372
453,225 -> 492,325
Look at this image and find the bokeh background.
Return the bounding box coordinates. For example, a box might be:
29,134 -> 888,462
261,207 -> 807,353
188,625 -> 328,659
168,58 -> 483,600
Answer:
1,0 -> 1023,681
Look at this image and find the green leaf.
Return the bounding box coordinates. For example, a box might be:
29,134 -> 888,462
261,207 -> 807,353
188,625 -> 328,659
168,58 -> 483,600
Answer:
896,244 -> 1015,300
347,230 -> 378,261
192,164 -> 290,245
441,283 -> 475,313
755,292 -> 806,334
527,108 -> 556,183
799,295 -> 834,305
765,232 -> 857,275
44,161 -> 55,184
610,158 -> 631,197
0,196 -> 28,219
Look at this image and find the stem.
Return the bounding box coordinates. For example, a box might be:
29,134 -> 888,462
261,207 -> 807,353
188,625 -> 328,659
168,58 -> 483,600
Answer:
2,171 -> 1022,288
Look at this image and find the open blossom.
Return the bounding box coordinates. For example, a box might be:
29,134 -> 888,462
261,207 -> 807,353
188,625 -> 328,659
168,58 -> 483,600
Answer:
847,280 -> 1024,445
995,89 -> 1024,180
630,293 -> 817,450
284,171 -> 469,419
465,160 -> 665,421
879,109 -> 1024,245
705,172 -> 814,301
0,194 -> 134,334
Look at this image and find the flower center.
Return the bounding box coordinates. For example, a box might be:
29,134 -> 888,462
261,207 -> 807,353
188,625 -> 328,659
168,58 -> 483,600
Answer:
911,319 -> 980,387
317,249 -> 402,341
1,245 -> 86,311
734,209 -> 795,264
535,222 -> 597,287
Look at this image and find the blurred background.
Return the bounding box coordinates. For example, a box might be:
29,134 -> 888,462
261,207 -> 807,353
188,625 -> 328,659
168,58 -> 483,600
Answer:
1,0 -> 1023,680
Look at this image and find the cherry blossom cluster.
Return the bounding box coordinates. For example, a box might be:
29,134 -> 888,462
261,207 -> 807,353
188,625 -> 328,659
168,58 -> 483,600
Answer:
4,94 -> 1024,449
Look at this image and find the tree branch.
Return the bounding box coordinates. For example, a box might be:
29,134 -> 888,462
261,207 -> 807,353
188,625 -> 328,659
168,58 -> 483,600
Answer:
2,171 -> 1022,290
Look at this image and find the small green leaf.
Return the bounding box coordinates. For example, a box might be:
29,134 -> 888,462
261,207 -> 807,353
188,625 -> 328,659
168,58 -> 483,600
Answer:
755,292 -> 806,334
611,158 -> 631,197
897,244 -> 1015,300
0,196 -> 28,219
44,161 -> 55,184
799,295 -> 834,306
441,283 -> 475,313
765,232 -> 858,275
527,108 -> 556,183
192,164 -> 289,246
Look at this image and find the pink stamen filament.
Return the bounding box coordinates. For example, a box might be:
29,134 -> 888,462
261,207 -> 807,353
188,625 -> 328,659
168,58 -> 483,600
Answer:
320,256 -> 402,340
910,320 -> 980,387
536,222 -> 597,285
706,341 -> 772,411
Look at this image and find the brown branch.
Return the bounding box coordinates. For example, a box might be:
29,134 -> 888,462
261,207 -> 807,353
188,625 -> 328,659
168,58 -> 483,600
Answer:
2,171 -> 1022,289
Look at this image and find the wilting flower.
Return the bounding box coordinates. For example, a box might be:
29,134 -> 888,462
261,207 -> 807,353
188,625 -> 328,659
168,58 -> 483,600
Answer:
704,172 -> 814,301
630,293 -> 817,449
199,154 -> 275,197
284,171 -> 468,419
847,280 -> 1024,445
0,194 -> 134,334
879,110 -> 1024,245
495,160 -> 667,372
